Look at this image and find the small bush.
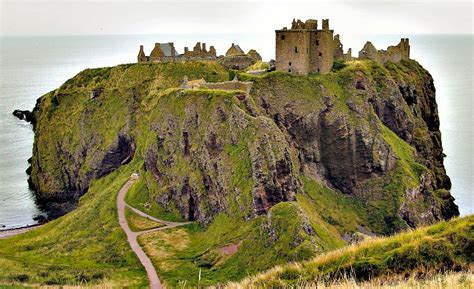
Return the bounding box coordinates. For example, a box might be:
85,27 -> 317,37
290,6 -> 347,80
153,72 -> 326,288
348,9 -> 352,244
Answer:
332,60 -> 347,71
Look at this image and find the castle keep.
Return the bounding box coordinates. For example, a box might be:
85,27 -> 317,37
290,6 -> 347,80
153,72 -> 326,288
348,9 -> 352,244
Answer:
275,19 -> 338,74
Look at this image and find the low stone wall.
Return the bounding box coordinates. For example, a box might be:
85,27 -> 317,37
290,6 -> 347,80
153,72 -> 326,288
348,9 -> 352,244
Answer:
181,78 -> 253,95
201,81 -> 253,95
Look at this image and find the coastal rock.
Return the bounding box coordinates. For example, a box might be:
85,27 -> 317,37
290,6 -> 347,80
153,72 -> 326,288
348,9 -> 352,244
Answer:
27,60 -> 458,232
12,109 -> 35,124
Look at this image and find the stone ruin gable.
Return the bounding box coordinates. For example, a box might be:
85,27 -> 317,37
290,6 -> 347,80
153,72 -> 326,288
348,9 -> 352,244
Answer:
247,49 -> 262,61
225,43 -> 245,56
219,45 -> 263,70
137,41 -> 217,63
181,76 -> 253,95
275,18 -> 336,75
359,38 -> 410,63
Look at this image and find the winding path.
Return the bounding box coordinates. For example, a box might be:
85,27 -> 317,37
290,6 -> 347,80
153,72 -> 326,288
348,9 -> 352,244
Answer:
117,174 -> 192,289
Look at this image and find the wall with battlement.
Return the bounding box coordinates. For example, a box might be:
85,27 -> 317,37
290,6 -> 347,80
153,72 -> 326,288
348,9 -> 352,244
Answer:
359,39 -> 410,63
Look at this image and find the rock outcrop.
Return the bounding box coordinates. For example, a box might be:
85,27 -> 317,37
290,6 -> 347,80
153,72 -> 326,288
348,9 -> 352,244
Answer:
27,60 -> 458,232
12,109 -> 35,125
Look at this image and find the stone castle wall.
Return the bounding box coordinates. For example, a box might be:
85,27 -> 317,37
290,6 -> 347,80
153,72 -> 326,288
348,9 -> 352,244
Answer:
309,30 -> 334,73
359,39 -> 410,63
181,77 -> 253,95
138,42 -> 218,63
276,30 -> 311,74
275,19 -> 335,75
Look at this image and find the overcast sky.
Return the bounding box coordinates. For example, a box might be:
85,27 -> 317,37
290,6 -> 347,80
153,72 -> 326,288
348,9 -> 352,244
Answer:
0,0 -> 472,37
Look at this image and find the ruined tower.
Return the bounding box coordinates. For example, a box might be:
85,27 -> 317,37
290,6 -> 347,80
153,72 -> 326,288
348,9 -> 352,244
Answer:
275,19 -> 335,75
137,45 -> 147,62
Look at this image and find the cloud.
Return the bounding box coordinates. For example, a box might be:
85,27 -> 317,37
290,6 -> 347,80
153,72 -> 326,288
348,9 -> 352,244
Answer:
0,1 -> 472,36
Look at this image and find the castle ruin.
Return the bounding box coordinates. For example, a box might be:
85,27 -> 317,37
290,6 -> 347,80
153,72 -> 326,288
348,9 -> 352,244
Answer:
137,19 -> 410,75
138,42 -> 217,63
275,19 -> 409,75
358,39 -> 410,64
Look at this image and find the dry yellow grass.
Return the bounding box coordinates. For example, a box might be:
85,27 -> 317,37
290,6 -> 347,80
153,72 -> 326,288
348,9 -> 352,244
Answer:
225,272 -> 473,289
225,216 -> 473,288
138,227 -> 190,272
125,206 -> 163,232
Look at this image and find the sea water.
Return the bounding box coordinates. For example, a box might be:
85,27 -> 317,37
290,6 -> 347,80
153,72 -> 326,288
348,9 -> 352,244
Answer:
0,34 -> 472,229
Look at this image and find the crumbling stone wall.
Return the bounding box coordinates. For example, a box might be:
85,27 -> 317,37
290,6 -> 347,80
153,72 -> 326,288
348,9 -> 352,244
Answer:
183,42 -> 216,58
343,48 -> 353,61
181,77 -> 253,95
247,49 -> 262,61
138,41 -> 217,63
333,34 -> 344,59
359,39 -> 410,63
218,54 -> 256,70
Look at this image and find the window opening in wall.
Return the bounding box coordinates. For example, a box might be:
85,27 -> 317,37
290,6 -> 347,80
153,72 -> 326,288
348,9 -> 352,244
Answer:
281,35 -> 285,40
295,46 -> 298,53
289,62 -> 292,66
319,52 -> 322,57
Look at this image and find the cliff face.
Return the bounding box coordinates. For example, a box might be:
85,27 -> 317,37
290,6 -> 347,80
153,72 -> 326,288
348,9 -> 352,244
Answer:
28,60 -> 458,233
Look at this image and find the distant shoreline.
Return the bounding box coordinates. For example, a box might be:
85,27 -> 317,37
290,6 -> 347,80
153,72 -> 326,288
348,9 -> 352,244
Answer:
0,223 -> 44,239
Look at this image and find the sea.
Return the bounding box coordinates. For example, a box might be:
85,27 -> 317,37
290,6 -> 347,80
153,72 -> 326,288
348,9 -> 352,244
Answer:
0,34 -> 472,229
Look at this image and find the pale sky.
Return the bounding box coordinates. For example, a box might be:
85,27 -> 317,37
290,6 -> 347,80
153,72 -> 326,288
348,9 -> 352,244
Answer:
0,0 -> 472,37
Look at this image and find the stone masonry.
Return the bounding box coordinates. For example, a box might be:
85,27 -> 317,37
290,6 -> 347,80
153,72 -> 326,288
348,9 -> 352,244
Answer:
358,39 -> 410,63
275,19 -> 338,74
138,42 -> 217,63
181,76 -> 253,95
138,19 -> 410,74
275,19 -> 409,75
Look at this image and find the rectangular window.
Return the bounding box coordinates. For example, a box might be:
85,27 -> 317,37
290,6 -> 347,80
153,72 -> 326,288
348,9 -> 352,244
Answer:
316,40 -> 319,45
319,52 -> 322,57
281,35 -> 285,40
289,62 -> 292,66
295,46 -> 298,53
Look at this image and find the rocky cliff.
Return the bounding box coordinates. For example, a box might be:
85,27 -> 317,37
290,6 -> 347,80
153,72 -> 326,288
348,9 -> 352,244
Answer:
27,60 -> 458,234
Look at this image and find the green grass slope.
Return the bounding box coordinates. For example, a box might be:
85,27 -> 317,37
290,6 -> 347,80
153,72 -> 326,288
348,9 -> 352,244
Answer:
0,161 -> 147,287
